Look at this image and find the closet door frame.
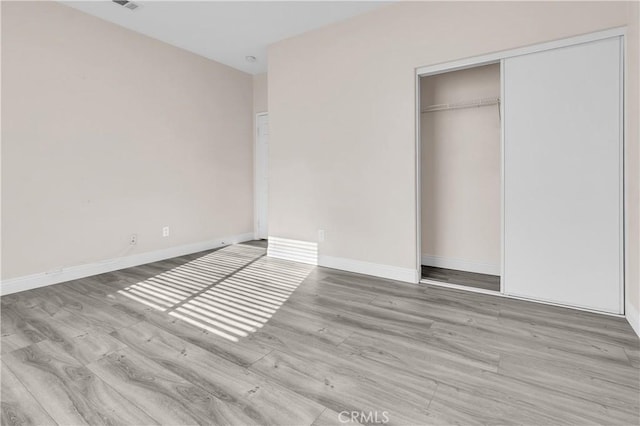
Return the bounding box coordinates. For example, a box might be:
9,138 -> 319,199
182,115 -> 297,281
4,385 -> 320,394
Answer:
414,26 -> 626,315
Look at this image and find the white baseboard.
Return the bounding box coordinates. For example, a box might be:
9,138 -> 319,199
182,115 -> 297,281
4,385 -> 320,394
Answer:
421,254 -> 500,276
319,255 -> 419,284
0,232 -> 255,296
266,236 -> 418,283
267,237 -> 318,265
626,299 -> 640,338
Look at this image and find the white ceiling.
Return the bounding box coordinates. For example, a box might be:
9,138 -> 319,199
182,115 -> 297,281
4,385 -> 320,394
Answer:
61,1 -> 390,74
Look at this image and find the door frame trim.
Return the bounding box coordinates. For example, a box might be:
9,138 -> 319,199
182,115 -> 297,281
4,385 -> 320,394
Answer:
415,27 -> 626,76
254,112 -> 268,240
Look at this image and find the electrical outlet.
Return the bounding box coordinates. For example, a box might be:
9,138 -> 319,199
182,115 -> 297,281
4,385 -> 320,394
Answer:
130,234 -> 137,245
162,226 -> 169,237
318,229 -> 325,242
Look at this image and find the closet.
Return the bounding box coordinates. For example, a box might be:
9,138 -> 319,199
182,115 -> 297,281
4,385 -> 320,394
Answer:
420,64 -> 502,292
417,31 -> 624,314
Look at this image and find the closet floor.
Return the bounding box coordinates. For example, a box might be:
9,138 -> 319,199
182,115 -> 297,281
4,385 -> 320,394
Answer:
421,265 -> 501,292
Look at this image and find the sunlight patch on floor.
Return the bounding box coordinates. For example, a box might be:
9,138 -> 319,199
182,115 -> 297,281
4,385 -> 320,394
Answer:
116,244 -> 313,342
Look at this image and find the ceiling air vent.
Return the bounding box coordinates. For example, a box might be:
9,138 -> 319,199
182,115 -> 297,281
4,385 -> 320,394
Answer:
112,0 -> 140,11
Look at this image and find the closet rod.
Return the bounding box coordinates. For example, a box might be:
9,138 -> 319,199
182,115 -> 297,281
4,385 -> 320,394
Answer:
421,97 -> 500,113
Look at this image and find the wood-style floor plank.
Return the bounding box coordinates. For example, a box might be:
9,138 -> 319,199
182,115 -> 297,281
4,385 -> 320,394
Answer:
370,294 -> 499,327
87,346 -> 259,426
498,352 -> 639,413
425,373 -> 638,426
424,382 -> 564,426
63,276 -> 274,367
340,329 -> 638,425
250,349 -> 433,426
0,305 -> 46,353
3,341 -> 157,425
1,361 -> 56,426
248,323 -> 439,403
430,314 -> 633,366
311,408 -> 361,426
626,347 -> 640,368
109,321 -> 325,425
498,300 -> 638,348
278,292 -> 436,342
1,241 -> 638,425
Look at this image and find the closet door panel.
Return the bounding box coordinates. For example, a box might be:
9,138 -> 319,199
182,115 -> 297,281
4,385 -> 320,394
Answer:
503,37 -> 622,313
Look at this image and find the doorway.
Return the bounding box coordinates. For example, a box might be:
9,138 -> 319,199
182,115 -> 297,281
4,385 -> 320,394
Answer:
419,63 -> 502,293
255,113 -> 269,240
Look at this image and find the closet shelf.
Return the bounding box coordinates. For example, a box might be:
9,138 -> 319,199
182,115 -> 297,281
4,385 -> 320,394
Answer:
421,97 -> 500,113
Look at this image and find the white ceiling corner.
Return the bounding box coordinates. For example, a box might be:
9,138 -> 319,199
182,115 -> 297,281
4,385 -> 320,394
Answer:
60,1 -> 391,74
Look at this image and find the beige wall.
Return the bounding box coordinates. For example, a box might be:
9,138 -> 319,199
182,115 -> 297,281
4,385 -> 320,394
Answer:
421,64 -> 501,269
268,1 -> 639,312
1,1 -> 254,279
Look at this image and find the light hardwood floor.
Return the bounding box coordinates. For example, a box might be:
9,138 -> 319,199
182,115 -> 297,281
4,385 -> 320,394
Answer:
1,242 -> 639,425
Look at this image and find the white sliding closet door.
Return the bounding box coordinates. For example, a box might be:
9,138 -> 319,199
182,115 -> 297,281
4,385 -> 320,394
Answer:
503,37 -> 623,314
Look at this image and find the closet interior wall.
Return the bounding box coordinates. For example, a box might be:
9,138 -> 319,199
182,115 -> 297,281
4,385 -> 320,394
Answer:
420,64 -> 501,278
